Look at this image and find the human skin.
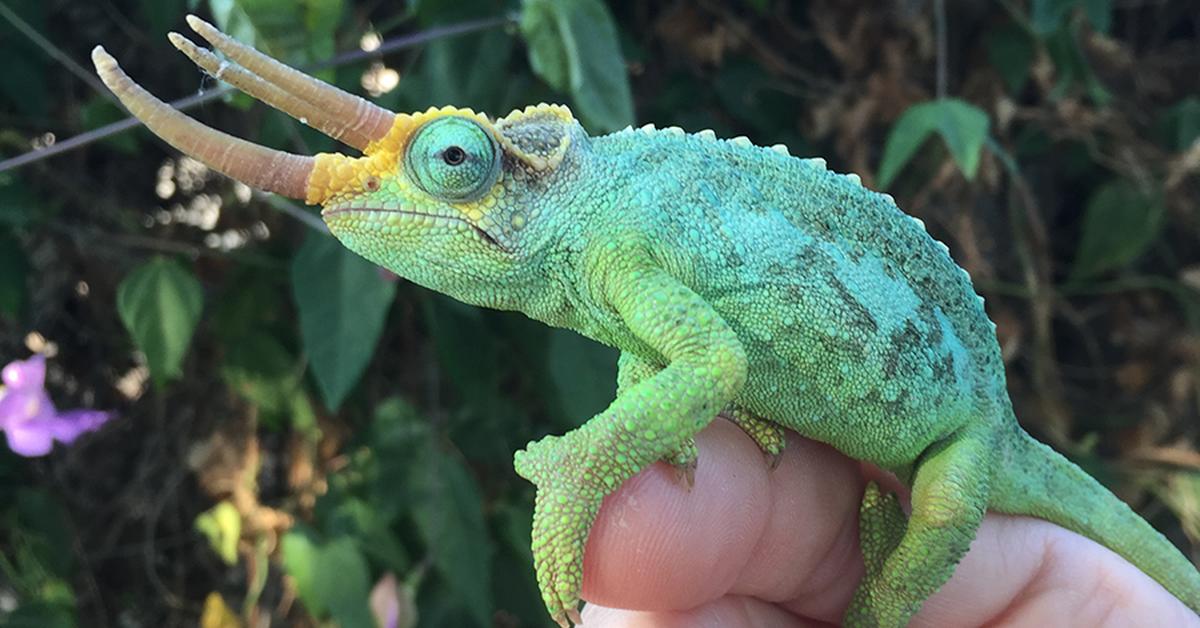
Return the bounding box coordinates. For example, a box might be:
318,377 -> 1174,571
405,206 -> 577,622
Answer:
578,419 -> 1200,627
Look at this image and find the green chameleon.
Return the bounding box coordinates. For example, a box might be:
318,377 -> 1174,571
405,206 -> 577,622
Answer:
93,17 -> 1200,627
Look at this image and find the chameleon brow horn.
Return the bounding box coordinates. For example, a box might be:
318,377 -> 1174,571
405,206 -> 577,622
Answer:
91,15 -> 396,200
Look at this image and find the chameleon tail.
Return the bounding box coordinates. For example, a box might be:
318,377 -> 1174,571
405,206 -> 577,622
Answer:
990,428 -> 1200,614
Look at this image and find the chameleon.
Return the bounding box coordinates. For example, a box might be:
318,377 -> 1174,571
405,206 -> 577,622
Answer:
92,17 -> 1200,627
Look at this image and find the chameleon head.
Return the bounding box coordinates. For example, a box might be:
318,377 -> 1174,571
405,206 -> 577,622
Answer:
92,15 -> 582,309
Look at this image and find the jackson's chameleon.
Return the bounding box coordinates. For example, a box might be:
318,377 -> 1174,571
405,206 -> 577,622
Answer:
92,17 -> 1200,627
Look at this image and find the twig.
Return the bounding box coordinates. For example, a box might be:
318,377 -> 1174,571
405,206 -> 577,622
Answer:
0,15 -> 512,174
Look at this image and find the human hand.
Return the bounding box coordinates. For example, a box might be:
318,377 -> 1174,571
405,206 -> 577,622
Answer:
577,418 -> 1200,627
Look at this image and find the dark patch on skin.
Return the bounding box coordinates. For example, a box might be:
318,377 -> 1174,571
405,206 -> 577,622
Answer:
828,274 -> 879,334
888,319 -> 926,373
861,387 -> 912,418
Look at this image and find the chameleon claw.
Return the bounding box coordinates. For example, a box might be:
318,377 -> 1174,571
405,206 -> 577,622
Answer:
567,607 -> 584,626
766,450 -> 784,470
676,459 -> 696,489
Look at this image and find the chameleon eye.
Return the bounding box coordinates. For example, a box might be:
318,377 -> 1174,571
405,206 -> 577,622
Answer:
406,117 -> 499,201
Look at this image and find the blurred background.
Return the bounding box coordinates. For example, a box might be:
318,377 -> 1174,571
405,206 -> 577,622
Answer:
1,0 -> 1198,626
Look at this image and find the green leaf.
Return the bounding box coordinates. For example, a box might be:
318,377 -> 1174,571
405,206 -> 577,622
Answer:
547,328 -> 617,424
207,0 -> 344,68
281,529 -> 374,627
411,449 -> 492,627
315,537 -> 375,628
986,24 -> 1035,94
1043,22 -> 1111,105
1031,0 -> 1078,35
1081,0 -> 1112,33
1156,97 -> 1200,151
877,99 -> 990,189
117,257 -> 204,387
291,232 -> 396,410
520,0 -> 635,132
324,497 -> 409,572
194,501 -> 242,565
0,231 -> 29,319
281,527 -> 325,616
1071,179 -> 1165,280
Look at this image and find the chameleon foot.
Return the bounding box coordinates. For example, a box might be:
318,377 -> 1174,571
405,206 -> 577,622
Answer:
514,435 -> 608,626
725,405 -> 786,468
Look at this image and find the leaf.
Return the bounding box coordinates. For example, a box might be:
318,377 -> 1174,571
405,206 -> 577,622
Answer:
323,497 -> 409,573
411,448 -> 492,627
281,529 -> 374,627
281,528 -> 325,616
195,501 -> 242,565
877,99 -> 990,189
1071,179 -> 1165,280
1081,0 -> 1112,33
220,333 -> 313,431
520,0 -> 635,132
314,537 -> 375,628
1043,22 -> 1111,105
1031,0 -> 1078,35
986,24 -> 1035,94
208,0 -> 344,65
547,328 -> 617,425
1156,97 -> 1200,151
117,257 -> 204,387
200,592 -> 243,628
291,232 -> 396,410
0,230 -> 29,319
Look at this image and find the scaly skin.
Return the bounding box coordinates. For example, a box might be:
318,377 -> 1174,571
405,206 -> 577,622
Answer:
94,29 -> 1200,626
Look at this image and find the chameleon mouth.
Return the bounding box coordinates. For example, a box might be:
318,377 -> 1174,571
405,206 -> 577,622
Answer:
321,206 -> 502,248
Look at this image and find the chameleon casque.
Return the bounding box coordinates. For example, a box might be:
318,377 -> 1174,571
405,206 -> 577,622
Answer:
92,17 -> 1200,626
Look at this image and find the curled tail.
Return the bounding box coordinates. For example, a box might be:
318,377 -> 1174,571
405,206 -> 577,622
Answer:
990,429 -> 1200,614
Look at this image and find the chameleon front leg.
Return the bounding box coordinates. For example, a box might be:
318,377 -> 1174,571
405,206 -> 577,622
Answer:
845,428 -> 994,627
514,259 -> 748,625
617,351 -> 700,483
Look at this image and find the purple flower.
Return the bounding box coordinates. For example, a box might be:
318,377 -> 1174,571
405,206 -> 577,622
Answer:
0,355 -> 113,457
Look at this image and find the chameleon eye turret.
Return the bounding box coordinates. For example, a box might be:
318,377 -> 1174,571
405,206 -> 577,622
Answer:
405,117 -> 501,201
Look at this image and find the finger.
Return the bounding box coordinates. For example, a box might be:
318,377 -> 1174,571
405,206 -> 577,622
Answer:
913,515 -> 1200,627
580,418 -> 866,623
580,594 -> 826,628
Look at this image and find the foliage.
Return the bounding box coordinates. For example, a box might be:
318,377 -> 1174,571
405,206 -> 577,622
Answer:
1,0 -> 1199,626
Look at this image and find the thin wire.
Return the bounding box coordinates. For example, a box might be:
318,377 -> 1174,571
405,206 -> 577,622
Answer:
0,14 -> 513,174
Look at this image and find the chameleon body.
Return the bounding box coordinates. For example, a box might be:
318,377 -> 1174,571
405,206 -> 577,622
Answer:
92,18 -> 1200,626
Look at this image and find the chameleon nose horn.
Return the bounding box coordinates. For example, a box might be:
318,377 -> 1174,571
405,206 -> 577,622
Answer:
177,15 -> 395,150
92,45 -> 315,200
91,15 -> 398,201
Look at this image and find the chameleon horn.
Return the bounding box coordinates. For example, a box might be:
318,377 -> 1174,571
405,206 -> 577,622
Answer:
92,46 -> 314,200
166,32 -> 362,149
184,14 -> 394,150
